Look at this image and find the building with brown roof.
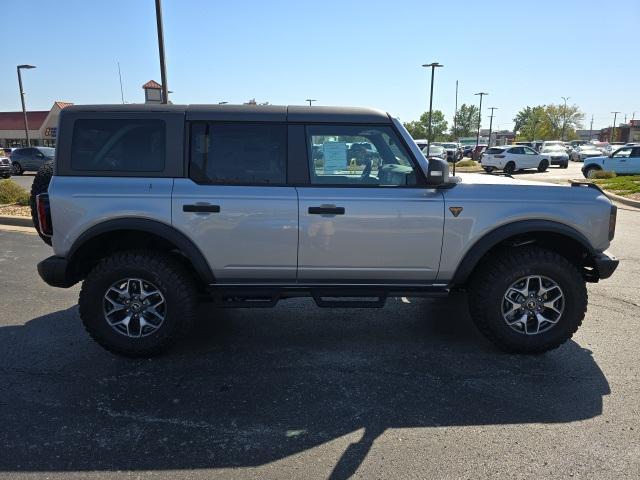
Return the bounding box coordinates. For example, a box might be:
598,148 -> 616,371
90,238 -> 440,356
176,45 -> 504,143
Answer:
0,101 -> 73,148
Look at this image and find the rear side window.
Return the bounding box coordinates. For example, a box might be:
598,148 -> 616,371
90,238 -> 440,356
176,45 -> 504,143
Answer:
189,123 -> 287,184
71,119 -> 165,172
486,148 -> 505,154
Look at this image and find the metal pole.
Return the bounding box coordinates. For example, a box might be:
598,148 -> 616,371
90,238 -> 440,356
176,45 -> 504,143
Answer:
487,107 -> 497,147
453,80 -> 458,141
589,115 -> 593,141
117,61 -> 125,104
561,96 -> 570,141
155,0 -> 168,104
306,99 -> 316,106
474,92 -> 487,149
611,111 -> 620,142
421,63 -> 443,158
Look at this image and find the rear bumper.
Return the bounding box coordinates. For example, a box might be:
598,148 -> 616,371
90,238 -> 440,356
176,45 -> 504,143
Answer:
37,256 -> 77,288
593,250 -> 619,280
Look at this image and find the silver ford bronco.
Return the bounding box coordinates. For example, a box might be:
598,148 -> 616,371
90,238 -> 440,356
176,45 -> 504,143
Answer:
33,104 -> 618,357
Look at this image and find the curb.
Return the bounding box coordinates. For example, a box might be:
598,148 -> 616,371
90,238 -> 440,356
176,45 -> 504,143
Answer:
0,215 -> 33,227
603,191 -> 640,209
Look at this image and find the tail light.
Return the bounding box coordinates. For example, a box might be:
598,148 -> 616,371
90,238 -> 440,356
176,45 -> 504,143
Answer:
36,193 -> 52,237
609,204 -> 617,241
495,154 -> 506,158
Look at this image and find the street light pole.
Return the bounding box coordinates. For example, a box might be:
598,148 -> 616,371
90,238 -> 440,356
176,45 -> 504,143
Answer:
16,64 -> 36,147
474,92 -> 488,149
453,80 -> 458,141
589,115 -> 594,141
611,111 -> 620,142
155,0 -> 169,104
306,99 -> 316,106
421,62 -> 443,158
487,107 -> 497,147
561,96 -> 570,141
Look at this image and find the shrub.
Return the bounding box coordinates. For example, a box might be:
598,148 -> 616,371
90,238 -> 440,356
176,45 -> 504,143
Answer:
591,170 -> 616,179
0,179 -> 30,206
455,159 -> 478,167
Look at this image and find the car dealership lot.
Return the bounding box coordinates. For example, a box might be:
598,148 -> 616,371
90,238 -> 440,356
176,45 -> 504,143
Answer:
0,203 -> 639,479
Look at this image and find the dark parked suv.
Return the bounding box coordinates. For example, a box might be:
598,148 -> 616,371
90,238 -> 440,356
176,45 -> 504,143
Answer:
10,146 -> 55,175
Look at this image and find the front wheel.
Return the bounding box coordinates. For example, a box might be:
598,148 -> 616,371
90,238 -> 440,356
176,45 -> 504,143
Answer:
79,250 -> 198,357
468,246 -> 587,354
537,159 -> 549,172
584,166 -> 600,179
12,162 -> 23,175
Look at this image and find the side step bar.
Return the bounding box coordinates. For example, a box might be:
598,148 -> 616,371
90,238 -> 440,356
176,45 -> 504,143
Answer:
207,284 -> 449,308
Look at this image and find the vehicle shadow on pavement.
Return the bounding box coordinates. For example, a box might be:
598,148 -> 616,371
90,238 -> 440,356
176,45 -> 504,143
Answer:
0,293 -> 610,478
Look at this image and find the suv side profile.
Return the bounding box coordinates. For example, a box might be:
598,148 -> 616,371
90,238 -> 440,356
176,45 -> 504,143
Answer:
35,104 -> 618,357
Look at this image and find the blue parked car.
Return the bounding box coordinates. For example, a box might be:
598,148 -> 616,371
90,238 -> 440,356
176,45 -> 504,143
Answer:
582,145 -> 640,178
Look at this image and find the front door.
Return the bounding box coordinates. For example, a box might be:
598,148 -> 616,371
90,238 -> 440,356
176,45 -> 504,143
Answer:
523,146 -> 541,168
610,146 -> 634,174
296,124 -> 444,283
172,122 -> 298,282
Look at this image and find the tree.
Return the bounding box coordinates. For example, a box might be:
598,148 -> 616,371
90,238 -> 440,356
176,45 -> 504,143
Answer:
514,104 -> 584,141
451,104 -> 479,138
403,110 -> 448,141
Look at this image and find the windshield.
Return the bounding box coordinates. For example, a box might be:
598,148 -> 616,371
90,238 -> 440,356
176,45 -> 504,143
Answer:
441,143 -> 457,149
422,145 -> 444,155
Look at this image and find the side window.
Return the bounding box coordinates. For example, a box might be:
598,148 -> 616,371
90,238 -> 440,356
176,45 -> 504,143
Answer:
190,123 -> 286,184
508,147 -> 522,155
71,119 -> 165,172
613,147 -> 632,158
524,147 -> 537,155
307,125 -> 417,186
632,147 -> 640,158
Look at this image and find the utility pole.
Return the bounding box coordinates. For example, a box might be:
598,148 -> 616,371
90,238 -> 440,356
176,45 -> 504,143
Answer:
611,111 -> 620,142
561,96 -> 570,141
474,92 -> 488,149
117,62 -> 125,104
16,64 -> 36,147
589,115 -> 594,141
155,0 -> 168,104
487,107 -> 497,147
453,80 -> 458,141
306,99 -> 316,106
421,62 -> 443,158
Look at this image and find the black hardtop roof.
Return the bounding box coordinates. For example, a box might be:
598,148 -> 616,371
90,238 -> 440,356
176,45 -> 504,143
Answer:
63,104 -> 391,124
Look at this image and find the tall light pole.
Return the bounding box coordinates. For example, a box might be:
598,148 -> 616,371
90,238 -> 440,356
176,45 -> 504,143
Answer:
453,80 -> 459,141
155,0 -> 168,104
611,111 -> 620,142
589,115 -> 594,141
306,99 -> 316,106
561,96 -> 570,141
474,92 -> 488,149
17,64 -> 36,147
487,107 -> 497,147
422,62 -> 443,157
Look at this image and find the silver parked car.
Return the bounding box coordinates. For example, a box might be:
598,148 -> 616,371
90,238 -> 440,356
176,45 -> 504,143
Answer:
34,104 -> 618,357
571,145 -> 604,162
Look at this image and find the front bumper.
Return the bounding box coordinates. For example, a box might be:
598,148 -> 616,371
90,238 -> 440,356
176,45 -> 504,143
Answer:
0,164 -> 12,176
593,250 -> 619,280
549,156 -> 568,165
37,256 -> 77,288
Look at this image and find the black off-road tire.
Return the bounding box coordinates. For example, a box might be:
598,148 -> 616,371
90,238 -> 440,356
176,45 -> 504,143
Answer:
467,246 -> 587,354
537,159 -> 549,172
29,160 -> 54,246
79,250 -> 198,357
503,161 -> 515,175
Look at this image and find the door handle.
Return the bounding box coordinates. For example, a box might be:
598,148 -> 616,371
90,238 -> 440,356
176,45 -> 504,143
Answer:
183,204 -> 220,213
308,206 -> 345,215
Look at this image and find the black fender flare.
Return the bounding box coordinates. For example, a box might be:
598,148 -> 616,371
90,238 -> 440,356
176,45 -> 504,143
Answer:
68,218 -> 215,284
451,219 -> 597,285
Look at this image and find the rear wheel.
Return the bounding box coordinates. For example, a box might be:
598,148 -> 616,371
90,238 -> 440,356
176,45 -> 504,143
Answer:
537,159 -> 549,172
79,250 -> 198,357
483,167 -> 495,173
503,161 -> 515,175
468,246 -> 587,354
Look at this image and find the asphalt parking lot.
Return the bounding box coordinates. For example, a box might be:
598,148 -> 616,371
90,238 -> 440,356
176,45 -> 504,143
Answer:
0,202 -> 639,479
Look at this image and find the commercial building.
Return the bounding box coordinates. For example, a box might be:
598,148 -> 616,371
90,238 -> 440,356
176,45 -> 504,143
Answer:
0,102 -> 72,148
598,120 -> 640,143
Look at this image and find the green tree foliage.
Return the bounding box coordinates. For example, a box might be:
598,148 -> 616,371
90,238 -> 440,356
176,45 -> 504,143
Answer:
514,104 -> 584,141
403,110 -> 448,141
451,104 -> 480,138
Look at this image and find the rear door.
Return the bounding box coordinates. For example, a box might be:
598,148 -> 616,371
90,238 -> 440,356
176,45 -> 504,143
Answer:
172,122 -> 298,282
295,124 -> 444,283
506,147 -> 525,168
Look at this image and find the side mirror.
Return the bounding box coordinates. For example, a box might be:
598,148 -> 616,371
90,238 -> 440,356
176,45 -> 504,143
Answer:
426,158 -> 449,185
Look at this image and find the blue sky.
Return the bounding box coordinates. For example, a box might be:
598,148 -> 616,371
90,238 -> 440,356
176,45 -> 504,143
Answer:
2,0 -> 638,130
